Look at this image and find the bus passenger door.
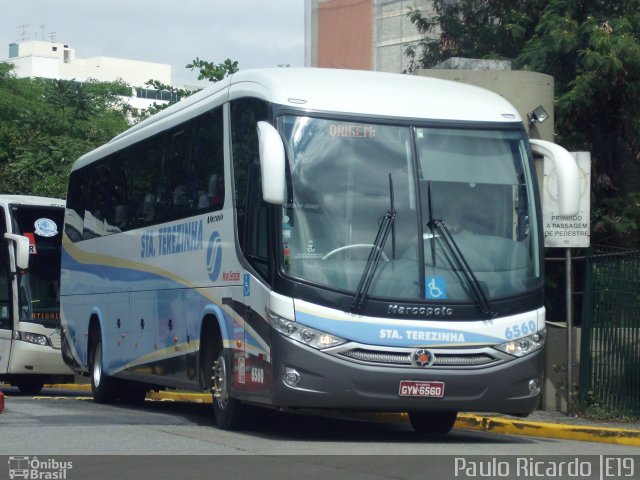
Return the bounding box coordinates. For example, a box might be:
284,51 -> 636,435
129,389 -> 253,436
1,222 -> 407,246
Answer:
229,96 -> 273,397
0,208 -> 12,374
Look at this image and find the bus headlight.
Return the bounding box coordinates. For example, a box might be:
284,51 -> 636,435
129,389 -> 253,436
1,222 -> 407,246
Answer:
267,309 -> 347,350
13,330 -> 51,347
494,330 -> 545,357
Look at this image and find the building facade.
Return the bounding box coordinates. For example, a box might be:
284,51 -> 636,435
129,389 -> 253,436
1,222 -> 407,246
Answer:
305,0 -> 434,73
7,41 -> 172,110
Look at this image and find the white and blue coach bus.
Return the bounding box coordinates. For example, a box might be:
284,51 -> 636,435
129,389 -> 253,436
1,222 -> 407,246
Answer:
60,68 -> 579,434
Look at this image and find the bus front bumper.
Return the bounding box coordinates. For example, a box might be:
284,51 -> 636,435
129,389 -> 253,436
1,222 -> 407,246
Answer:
9,340 -> 74,375
269,333 -> 543,416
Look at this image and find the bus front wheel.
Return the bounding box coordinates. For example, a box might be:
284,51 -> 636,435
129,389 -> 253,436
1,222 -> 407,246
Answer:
211,351 -> 249,430
90,332 -> 119,404
408,410 -> 458,436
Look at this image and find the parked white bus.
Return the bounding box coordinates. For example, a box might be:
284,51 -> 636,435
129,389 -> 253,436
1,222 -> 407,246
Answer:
60,68 -> 579,434
0,195 -> 73,394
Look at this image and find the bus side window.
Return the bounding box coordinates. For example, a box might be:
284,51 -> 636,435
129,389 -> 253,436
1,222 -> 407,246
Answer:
0,208 -> 10,330
65,169 -> 86,242
130,136 -> 164,227
192,108 -> 224,212
231,98 -> 271,280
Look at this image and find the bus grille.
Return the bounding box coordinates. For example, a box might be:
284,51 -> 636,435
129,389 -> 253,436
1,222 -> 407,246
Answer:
337,348 -> 500,368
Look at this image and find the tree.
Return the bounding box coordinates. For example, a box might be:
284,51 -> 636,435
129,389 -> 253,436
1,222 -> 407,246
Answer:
0,63 -> 131,197
407,0 -> 640,248
186,57 -> 239,82
405,0 -> 545,72
140,57 -> 240,118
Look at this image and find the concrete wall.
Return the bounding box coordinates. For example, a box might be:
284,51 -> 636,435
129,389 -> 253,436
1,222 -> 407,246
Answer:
372,0 -> 434,72
543,327 -> 581,412
416,67 -> 555,142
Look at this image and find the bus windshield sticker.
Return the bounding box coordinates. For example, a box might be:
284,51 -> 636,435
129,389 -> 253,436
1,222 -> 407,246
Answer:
425,276 -> 447,300
243,274 -> 250,296
34,218 -> 58,237
24,232 -> 37,254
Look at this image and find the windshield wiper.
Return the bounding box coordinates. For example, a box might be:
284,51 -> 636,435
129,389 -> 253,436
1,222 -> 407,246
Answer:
351,174 -> 396,312
426,182 -> 496,319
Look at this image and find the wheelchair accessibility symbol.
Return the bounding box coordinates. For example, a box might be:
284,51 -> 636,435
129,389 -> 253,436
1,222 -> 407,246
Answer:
425,276 -> 447,299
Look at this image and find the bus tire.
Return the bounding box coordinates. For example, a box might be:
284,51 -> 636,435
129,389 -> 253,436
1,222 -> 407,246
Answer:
408,410 -> 458,436
89,330 -> 119,404
118,382 -> 147,405
204,329 -> 251,430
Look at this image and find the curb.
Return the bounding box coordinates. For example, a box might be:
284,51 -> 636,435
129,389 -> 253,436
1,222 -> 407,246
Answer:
44,385 -> 640,446
453,414 -> 640,447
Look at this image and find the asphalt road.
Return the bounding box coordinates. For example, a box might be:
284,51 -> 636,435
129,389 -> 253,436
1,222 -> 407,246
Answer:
0,387 -> 638,480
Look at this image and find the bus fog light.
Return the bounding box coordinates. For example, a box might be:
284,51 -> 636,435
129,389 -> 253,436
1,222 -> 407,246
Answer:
283,367 -> 300,387
529,378 -> 542,395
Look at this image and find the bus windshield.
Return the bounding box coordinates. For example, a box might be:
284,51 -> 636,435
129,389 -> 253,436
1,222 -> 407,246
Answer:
11,205 -> 64,328
279,116 -> 541,303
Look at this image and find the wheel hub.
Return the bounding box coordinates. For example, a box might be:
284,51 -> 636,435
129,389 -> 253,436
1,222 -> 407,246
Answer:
92,342 -> 102,388
212,355 -> 228,409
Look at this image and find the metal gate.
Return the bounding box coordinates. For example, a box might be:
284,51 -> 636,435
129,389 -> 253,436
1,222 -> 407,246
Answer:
579,245 -> 640,415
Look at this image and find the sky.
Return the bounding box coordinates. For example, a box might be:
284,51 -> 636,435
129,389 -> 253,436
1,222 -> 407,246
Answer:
0,0 -> 306,87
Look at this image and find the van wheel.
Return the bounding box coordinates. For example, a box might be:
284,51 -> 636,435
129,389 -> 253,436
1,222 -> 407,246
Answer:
90,332 -> 119,404
408,411 -> 458,436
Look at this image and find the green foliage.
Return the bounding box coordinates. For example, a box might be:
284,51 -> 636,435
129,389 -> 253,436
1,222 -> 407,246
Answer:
592,193 -> 640,248
0,63 -> 131,198
142,57 -> 241,118
407,0 -> 640,248
137,79 -> 193,120
405,0 -> 545,72
186,57 -> 239,82
0,55 -> 240,198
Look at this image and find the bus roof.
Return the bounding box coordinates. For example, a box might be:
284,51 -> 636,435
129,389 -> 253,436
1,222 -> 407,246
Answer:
72,68 -> 523,171
0,195 -> 65,208
229,68 -> 522,122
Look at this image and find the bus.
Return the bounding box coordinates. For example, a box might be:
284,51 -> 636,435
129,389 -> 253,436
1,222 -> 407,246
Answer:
0,195 -> 73,394
60,68 -> 579,434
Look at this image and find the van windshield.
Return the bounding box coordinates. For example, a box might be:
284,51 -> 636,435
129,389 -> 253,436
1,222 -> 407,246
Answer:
11,205 -> 64,328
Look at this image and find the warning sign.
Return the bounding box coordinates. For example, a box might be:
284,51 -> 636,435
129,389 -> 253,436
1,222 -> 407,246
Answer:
543,152 -> 591,248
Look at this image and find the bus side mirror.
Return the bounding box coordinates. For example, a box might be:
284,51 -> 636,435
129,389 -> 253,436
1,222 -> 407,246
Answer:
257,121 -> 286,205
530,139 -> 580,217
4,233 -> 30,270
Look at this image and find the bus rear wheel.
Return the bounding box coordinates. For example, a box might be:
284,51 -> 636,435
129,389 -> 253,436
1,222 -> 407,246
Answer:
408,410 -> 458,436
90,334 -> 119,404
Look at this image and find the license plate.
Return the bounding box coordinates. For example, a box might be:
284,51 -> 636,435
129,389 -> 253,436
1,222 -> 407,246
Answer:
399,380 -> 445,398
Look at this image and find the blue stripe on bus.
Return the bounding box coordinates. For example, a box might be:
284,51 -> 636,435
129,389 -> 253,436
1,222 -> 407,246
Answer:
295,310 -> 504,347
